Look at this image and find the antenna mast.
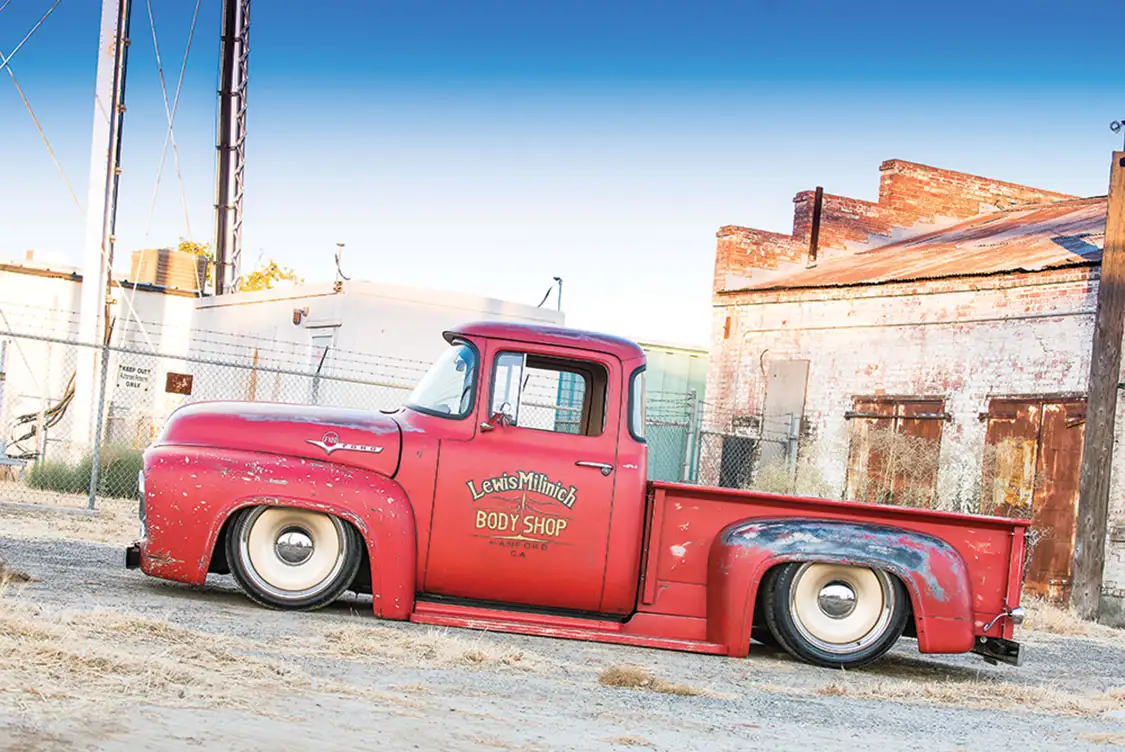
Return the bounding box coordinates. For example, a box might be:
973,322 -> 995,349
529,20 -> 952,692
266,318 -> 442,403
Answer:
213,0 -> 251,294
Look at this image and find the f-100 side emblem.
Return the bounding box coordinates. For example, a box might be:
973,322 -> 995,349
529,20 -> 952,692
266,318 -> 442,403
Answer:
306,431 -> 383,456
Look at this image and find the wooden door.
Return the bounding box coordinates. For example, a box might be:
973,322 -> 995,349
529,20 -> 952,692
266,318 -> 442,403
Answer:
981,398 -> 1085,602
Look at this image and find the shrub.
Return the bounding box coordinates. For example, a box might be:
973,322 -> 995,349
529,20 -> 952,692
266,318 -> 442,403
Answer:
27,460 -> 87,495
25,445 -> 143,500
96,445 -> 143,500
751,458 -> 835,499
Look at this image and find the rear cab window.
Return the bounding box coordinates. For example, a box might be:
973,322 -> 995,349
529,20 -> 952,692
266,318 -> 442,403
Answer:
628,367 -> 646,442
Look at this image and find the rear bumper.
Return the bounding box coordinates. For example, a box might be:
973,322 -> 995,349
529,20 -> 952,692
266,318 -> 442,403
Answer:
125,543 -> 141,570
972,636 -> 1023,667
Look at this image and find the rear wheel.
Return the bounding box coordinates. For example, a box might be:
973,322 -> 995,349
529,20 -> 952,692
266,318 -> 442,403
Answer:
226,506 -> 362,611
762,561 -> 909,669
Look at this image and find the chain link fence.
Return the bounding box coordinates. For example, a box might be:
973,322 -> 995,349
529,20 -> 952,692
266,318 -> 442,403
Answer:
0,316 -> 745,508
0,301 -> 823,508
693,403 -> 808,493
0,318 -> 426,508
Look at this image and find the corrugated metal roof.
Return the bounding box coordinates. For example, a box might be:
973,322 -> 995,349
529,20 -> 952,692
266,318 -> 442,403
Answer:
734,197 -> 1107,292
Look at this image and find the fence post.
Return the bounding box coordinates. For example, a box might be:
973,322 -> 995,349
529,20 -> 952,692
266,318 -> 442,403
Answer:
787,413 -> 800,484
87,342 -> 112,510
681,389 -> 697,482
311,345 -> 329,405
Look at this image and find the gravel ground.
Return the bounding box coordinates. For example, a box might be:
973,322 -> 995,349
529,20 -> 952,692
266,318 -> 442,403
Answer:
2,520 -> 1125,751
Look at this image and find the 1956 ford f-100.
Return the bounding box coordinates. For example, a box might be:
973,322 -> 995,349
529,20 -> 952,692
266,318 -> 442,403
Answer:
126,321 -> 1027,669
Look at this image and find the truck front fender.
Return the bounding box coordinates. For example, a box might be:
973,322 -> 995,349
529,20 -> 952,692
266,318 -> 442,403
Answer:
706,518 -> 974,657
141,446 -> 417,620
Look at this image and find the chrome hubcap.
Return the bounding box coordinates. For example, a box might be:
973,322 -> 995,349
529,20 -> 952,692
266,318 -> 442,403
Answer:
817,581 -> 858,619
789,563 -> 895,654
275,528 -> 314,566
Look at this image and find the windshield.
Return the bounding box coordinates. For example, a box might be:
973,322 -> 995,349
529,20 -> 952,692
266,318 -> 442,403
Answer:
407,341 -> 478,418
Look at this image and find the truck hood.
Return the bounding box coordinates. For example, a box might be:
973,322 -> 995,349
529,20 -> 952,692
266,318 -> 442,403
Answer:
156,401 -> 401,477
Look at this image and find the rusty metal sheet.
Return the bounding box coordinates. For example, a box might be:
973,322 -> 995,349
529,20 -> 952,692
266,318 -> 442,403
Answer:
737,198 -> 1106,291
846,399 -> 944,508
981,398 -> 1085,603
845,399 -> 895,503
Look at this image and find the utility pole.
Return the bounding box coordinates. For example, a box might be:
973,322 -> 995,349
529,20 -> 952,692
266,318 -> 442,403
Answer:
73,0 -> 131,453
212,0 -> 251,294
1072,150 -> 1125,620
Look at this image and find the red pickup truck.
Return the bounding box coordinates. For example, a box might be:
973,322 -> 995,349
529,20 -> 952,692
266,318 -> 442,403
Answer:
126,321 -> 1028,669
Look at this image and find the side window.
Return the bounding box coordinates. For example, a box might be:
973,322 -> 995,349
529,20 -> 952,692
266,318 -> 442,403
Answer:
490,352 -> 608,437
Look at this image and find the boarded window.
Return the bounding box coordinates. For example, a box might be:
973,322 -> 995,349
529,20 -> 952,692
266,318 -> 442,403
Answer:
981,398 -> 1085,603
845,398 -> 945,508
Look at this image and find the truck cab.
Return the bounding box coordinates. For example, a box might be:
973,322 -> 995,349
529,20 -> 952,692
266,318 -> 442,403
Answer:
397,322 -> 649,616
128,321 -> 1028,669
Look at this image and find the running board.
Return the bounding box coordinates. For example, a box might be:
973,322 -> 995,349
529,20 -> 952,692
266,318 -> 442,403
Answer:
409,601 -> 727,655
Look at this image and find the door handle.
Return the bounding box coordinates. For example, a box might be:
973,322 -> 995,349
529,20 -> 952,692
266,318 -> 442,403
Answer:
575,460 -> 614,476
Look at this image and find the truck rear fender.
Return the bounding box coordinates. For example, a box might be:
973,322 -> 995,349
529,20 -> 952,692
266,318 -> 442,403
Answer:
706,518 -> 974,657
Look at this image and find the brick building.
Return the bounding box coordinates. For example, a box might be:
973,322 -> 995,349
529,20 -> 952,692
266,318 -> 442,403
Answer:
706,158 -> 1125,624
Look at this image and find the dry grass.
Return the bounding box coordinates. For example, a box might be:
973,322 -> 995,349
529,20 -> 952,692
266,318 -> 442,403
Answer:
1020,596 -> 1124,642
0,556 -> 38,586
846,427 -> 940,508
0,597 -> 303,712
0,495 -> 138,546
751,459 -> 834,499
279,624 -> 543,671
601,736 -> 657,748
816,677 -> 1125,717
1076,733 -> 1125,746
467,738 -> 527,750
598,665 -> 710,697
0,594 -> 408,718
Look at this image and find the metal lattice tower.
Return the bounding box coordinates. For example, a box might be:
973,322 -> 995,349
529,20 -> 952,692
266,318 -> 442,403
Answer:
213,0 -> 251,294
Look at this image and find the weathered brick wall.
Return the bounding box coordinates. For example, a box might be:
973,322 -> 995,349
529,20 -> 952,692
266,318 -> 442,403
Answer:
792,192 -> 894,255
714,226 -> 804,291
714,160 -> 1078,293
707,266 -> 1125,624
878,159 -> 1076,223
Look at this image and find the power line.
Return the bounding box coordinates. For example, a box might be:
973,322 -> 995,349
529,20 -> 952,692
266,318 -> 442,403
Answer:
1,56 -> 84,216
141,0 -> 202,243
0,0 -> 64,77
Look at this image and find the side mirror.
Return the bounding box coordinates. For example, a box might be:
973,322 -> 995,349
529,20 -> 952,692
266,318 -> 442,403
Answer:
480,411 -> 513,433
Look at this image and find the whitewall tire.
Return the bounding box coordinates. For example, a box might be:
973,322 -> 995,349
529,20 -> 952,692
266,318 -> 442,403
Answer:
762,561 -> 909,668
226,506 -> 362,611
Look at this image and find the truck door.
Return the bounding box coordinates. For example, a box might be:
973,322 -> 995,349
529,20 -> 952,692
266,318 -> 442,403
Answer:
423,342 -> 621,613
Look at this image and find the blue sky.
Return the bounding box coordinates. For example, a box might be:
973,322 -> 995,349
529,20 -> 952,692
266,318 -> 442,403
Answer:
1,0 -> 1123,345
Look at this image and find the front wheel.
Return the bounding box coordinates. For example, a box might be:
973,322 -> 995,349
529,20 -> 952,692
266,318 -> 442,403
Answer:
226,506 -> 363,611
761,562 -> 909,669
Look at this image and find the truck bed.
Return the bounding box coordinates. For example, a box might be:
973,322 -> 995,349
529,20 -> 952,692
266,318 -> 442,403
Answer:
638,482 -> 1028,643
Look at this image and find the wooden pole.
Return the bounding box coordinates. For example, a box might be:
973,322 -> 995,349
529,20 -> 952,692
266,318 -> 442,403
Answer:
1072,151 -> 1125,620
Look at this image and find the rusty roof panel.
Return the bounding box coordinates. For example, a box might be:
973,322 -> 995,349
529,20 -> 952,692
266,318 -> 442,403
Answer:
735,197 -> 1107,292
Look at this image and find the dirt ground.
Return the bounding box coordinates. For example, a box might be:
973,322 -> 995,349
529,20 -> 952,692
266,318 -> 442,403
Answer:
2,499 -> 1125,751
